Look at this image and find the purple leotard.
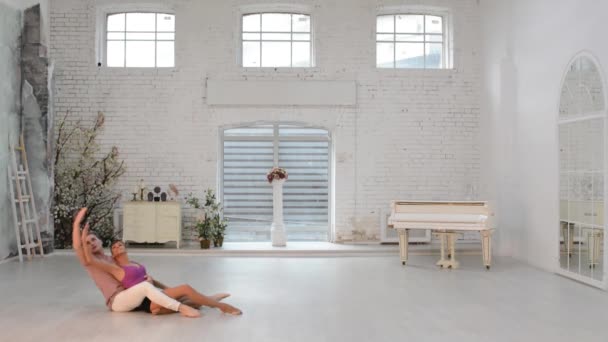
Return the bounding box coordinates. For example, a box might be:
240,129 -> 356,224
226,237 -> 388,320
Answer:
121,263 -> 147,289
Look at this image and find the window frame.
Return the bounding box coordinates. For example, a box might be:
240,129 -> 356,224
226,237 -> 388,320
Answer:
556,51 -> 608,288
218,122 -> 332,241
375,6 -> 453,70
239,10 -> 315,69
95,4 -> 175,68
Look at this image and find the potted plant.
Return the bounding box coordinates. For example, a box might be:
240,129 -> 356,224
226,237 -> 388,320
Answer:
185,192 -> 202,209
197,219 -> 213,249
186,192 -> 209,249
186,190 -> 227,249
212,217 -> 228,247
201,189 -> 228,248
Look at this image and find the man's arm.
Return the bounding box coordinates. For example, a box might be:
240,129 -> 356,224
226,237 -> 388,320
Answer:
72,208 -> 87,265
152,277 -> 169,290
144,274 -> 169,290
81,225 -> 125,281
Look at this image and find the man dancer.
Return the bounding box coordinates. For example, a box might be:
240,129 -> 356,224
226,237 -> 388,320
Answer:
73,208 -> 229,316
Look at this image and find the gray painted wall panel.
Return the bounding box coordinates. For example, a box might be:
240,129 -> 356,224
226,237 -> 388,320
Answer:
0,3 -> 22,259
207,80 -> 357,106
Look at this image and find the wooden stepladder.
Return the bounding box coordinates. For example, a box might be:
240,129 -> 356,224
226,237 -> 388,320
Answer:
7,134 -> 44,262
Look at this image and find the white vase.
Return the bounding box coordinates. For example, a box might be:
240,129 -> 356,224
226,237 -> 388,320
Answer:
271,178 -> 287,247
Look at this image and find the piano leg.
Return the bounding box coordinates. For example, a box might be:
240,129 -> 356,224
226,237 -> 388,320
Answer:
447,233 -> 459,269
588,230 -> 602,268
398,229 -> 409,265
436,232 -> 447,267
435,232 -> 459,269
481,229 -> 493,270
561,222 -> 574,257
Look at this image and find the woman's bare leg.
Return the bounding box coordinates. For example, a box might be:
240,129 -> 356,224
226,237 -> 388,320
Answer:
155,285 -> 241,315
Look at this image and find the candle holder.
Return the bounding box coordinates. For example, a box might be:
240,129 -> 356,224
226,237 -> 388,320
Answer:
138,179 -> 146,201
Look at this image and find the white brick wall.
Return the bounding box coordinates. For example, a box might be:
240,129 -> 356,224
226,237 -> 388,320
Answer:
50,0 -> 481,243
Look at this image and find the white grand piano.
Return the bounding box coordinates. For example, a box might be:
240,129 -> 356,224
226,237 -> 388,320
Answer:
388,201 -> 493,269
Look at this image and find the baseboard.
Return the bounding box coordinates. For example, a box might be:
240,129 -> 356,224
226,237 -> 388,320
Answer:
0,255 -> 19,265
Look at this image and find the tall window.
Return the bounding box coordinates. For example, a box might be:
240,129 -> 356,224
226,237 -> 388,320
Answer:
376,14 -> 446,69
106,12 -> 175,67
221,124 -> 330,241
558,55 -> 606,283
242,13 -> 312,67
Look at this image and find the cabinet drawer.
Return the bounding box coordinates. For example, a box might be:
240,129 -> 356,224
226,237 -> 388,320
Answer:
158,205 -> 180,217
157,216 -> 179,239
156,230 -> 178,241
121,202 -> 181,246
123,204 -> 156,242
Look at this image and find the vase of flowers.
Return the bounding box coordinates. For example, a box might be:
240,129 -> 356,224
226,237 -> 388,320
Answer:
267,167 -> 287,247
267,167 -> 288,183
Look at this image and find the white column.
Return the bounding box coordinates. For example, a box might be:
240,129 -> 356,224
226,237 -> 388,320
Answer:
271,179 -> 287,247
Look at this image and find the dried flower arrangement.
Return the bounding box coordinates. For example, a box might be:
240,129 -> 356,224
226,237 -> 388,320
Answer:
266,167 -> 288,183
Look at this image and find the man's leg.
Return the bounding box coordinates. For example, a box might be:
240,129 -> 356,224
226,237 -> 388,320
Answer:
150,292 -> 231,315
150,285 -> 240,315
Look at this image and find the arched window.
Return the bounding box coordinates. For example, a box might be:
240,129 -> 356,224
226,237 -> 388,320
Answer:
558,53 -> 606,285
221,123 -> 330,241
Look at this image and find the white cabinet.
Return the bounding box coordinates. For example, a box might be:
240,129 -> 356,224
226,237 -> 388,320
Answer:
122,202 -> 181,248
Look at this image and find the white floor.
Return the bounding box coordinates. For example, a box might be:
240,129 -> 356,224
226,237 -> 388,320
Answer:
1,253 -> 607,342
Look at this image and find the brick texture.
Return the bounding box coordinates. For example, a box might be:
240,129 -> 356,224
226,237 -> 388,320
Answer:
50,0 -> 481,243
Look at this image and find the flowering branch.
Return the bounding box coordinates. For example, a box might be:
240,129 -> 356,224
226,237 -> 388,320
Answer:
53,110 -> 126,248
